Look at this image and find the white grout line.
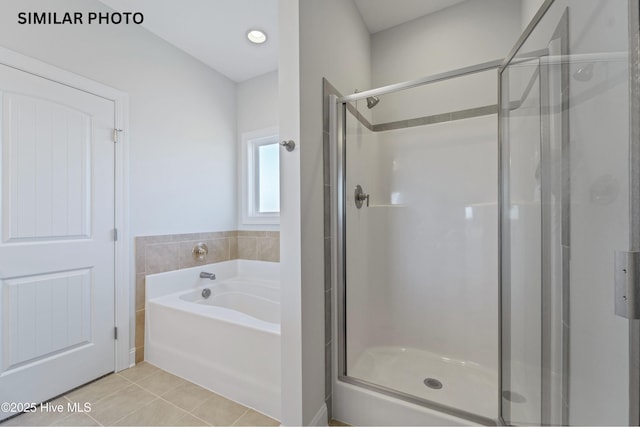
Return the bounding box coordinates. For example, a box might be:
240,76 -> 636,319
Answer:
48,365 -> 263,427
107,397 -> 161,426
154,395 -> 213,426
230,408 -> 251,426
126,366 -> 256,426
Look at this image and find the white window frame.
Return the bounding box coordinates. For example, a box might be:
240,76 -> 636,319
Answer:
241,127 -> 280,225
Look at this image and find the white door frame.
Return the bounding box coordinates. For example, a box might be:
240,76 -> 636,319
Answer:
0,46 -> 131,372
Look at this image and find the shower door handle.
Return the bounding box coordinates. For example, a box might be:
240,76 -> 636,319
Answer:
354,185 -> 369,209
614,251 -> 640,319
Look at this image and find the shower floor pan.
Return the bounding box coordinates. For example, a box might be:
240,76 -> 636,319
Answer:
349,346 -> 498,419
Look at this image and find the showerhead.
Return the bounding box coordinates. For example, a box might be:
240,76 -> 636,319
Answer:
366,96 -> 380,109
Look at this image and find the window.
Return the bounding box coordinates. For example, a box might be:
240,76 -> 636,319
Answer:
241,128 -> 280,224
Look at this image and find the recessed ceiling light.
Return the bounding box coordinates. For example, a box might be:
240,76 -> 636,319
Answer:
247,29 -> 267,44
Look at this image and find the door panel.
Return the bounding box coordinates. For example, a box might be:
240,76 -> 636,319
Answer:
4,269 -> 92,370
4,93 -> 92,241
0,64 -> 115,421
500,0 -> 633,425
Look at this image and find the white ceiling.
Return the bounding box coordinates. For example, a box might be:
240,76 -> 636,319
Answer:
354,0 -> 468,34
99,0 -> 278,83
99,0 -> 467,83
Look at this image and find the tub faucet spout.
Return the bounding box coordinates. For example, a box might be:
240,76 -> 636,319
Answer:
199,272 -> 216,280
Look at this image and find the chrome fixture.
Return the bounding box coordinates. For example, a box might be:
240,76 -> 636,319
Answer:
354,89 -> 380,109
199,272 -> 216,280
366,96 -> 380,109
334,58 -> 507,426
192,243 -> 208,260
201,288 -> 212,299
354,184 -> 369,209
339,58 -> 503,104
280,139 -> 295,152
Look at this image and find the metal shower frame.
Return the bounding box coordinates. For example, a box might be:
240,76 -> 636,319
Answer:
331,59 -> 504,427
329,0 -> 640,424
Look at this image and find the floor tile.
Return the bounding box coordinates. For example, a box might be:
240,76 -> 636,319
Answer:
89,384 -> 155,426
173,413 -> 209,426
232,409 -> 279,426
51,412 -> 99,426
328,419 -> 351,426
66,374 -> 131,405
135,370 -> 187,396
1,398 -> 70,426
117,362 -> 160,383
191,394 -> 248,426
112,398 -> 193,426
161,382 -> 214,412
0,365 -> 279,427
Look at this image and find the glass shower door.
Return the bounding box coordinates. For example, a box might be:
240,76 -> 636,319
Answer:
338,66 -> 501,424
499,0 -> 637,424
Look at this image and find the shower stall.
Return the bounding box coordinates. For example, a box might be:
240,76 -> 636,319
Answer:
329,0 -> 640,425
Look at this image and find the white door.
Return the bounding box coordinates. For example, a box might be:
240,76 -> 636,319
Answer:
0,64 -> 115,421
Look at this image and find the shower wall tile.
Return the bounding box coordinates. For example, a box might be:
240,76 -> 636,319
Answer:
324,79 -> 341,419
135,274 -> 146,311
135,309 -> 145,349
139,233 -> 200,245
229,236 -> 238,259
207,238 -> 231,263
135,242 -> 146,275
450,104 -> 497,121
178,238 -> 231,269
199,231 -> 225,239
134,229 -> 279,365
238,230 -> 267,237
257,237 -> 280,263
323,132 -> 331,186
178,240 -> 211,270
238,236 -> 258,260
145,243 -> 180,274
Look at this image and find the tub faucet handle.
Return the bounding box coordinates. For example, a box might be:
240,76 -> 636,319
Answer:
199,272 -> 216,280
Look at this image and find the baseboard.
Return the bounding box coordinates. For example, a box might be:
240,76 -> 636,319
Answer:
309,403 -> 328,426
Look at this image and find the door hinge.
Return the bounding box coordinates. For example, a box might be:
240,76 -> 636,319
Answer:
615,251 -> 640,319
113,228 -> 118,241
113,128 -> 124,143
114,327 -> 118,340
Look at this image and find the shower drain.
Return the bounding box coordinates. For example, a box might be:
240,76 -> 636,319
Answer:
423,378 -> 443,390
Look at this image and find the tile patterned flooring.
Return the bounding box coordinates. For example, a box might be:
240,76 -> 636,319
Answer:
0,362 -> 279,426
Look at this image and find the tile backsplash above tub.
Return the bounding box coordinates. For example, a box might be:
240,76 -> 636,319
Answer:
134,230 -> 279,363
135,230 -> 280,275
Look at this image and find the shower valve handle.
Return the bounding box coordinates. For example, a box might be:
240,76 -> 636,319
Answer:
354,185 -> 369,209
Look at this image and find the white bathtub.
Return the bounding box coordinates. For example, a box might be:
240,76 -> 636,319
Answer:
145,260 -> 281,420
